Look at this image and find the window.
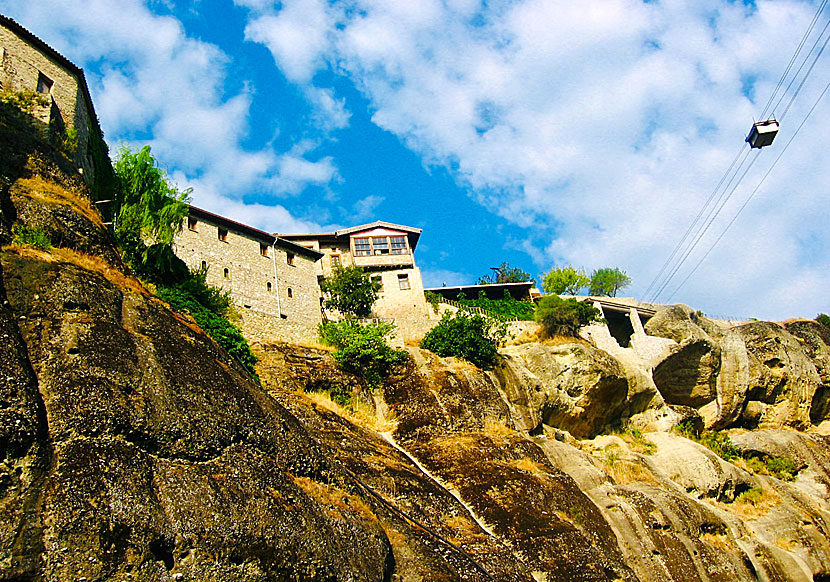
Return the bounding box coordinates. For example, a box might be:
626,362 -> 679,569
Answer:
372,237 -> 389,255
36,72 -> 53,94
398,274 -> 410,290
260,243 -> 269,257
267,282 -> 272,292
391,236 -> 407,255
372,275 -> 383,292
331,255 -> 341,267
354,238 -> 371,256
223,267 -> 229,279
187,217 -> 198,231
287,252 -> 295,266
287,288 -> 293,298
218,227 -> 228,241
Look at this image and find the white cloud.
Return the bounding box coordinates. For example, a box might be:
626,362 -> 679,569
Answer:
239,0 -> 829,319
349,194 -> 384,222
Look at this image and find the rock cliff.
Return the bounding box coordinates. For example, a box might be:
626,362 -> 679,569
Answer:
3,102 -> 830,582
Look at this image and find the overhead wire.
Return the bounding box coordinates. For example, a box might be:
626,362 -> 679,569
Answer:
646,0 -> 830,303
666,76 -> 830,302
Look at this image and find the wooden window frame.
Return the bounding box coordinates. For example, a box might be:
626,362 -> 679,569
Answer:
218,227 -> 228,242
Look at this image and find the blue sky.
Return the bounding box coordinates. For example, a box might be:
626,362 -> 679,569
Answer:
2,0 -> 828,320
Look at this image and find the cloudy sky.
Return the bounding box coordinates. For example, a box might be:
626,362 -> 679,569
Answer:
3,0 -> 828,320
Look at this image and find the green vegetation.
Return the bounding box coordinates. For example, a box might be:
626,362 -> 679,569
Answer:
454,290 -> 535,320
589,267 -> 632,297
736,487 -> 765,505
476,261 -> 532,285
113,146 -> 257,380
542,265 -> 590,295
320,264 -> 381,319
424,290 -> 441,313
674,421 -> 798,481
420,310 -> 508,369
535,295 -> 603,337
0,89 -> 48,115
11,224 -> 51,250
619,427 -> 656,455
319,320 -> 408,387
817,313 -> 830,328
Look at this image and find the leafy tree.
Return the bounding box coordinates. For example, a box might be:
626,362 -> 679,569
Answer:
589,267 -> 631,297
534,295 -> 603,338
477,261 -> 532,285
420,311 -> 508,369
817,314 -> 830,328
318,320 -> 408,387
320,265 -> 381,318
542,265 -> 590,295
113,145 -> 191,278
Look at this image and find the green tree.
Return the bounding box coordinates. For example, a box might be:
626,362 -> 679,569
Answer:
320,264 -> 381,318
534,295 -> 603,338
477,261 -> 532,285
817,314 -> 830,328
113,145 -> 191,279
542,265 -> 590,295
318,320 -> 408,387
420,311 -> 508,369
589,267 -> 631,297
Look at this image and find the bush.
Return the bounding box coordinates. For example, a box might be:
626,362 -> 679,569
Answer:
319,320 -> 408,387
817,313 -> 830,328
698,430 -> 741,461
535,295 -> 602,337
420,311 -> 508,369
424,290 -> 441,314
454,290 -> 535,321
12,224 -> 51,250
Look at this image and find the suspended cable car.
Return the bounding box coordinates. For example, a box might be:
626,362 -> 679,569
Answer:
745,119 -> 780,149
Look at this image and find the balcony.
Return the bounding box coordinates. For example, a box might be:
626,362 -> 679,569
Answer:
353,251 -> 414,269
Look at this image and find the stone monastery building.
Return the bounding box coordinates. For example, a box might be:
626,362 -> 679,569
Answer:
174,206 -> 431,343
0,15 -> 105,190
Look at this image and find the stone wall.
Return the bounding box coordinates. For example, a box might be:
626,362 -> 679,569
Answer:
174,219 -> 322,344
0,21 -> 94,178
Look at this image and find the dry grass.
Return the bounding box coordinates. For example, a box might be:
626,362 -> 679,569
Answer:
443,513 -> 487,544
15,176 -> 104,228
506,457 -> 547,474
700,532 -> 732,552
718,487 -> 781,520
601,450 -> 660,485
303,390 -> 398,433
292,476 -> 377,523
483,419 -> 515,437
3,245 -> 150,297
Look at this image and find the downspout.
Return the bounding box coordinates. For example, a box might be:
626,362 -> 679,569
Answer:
271,236 -> 283,318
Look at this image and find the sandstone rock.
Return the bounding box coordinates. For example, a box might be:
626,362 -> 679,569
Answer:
500,342 -> 635,438
784,320 -> 830,424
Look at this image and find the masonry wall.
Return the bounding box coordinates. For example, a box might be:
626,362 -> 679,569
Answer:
0,23 -> 94,178
174,220 -> 322,343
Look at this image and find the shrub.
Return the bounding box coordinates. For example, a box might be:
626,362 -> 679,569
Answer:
319,320 -> 408,387
817,313 -> 830,328
535,295 -> 603,337
424,290 -> 441,314
698,430 -> 741,461
420,310 -> 508,369
0,89 -> 48,115
12,224 -> 51,250
454,290 -> 535,321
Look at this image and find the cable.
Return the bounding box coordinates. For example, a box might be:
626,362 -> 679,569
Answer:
666,77 -> 830,301
771,11 -> 830,117
779,24 -> 830,120
760,0 -> 827,119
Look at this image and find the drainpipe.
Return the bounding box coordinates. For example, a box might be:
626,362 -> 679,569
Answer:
271,236 -> 283,318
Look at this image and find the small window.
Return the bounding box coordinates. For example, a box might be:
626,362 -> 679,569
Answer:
391,236 -> 407,254
200,260 -> 207,270
331,255 -> 341,267
398,274 -> 410,290
218,227 -> 228,242
354,238 -> 371,256
287,252 -> 295,266
287,287 -> 293,298
372,275 -> 383,292
260,243 -> 269,257
267,282 -> 272,292
223,267 -> 229,279
36,72 -> 53,94
187,217 -> 198,231
372,237 -> 389,255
